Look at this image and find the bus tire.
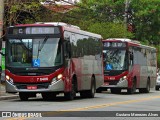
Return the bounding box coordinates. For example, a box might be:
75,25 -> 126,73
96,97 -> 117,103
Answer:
127,78 -> 136,94
144,78 -> 150,93
111,88 -> 121,94
42,92 -> 56,101
96,87 -> 102,93
155,86 -> 159,91
19,92 -> 29,101
64,79 -> 77,100
139,78 -> 150,93
87,77 -> 96,98
80,77 -> 96,98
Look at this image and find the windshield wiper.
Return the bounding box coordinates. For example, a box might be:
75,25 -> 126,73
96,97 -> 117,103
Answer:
37,36 -> 48,59
111,49 -> 119,57
19,39 -> 32,53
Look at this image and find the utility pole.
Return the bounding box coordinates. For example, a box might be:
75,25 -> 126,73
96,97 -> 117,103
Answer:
124,0 -> 131,32
0,0 -> 4,39
0,0 -> 4,94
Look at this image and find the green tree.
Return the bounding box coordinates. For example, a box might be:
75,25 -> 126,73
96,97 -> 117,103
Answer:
3,0 -> 160,66
77,0 -> 160,42
4,0 -> 41,26
131,0 -> 160,43
63,0 -> 133,38
88,22 -> 133,39
72,0 -> 159,66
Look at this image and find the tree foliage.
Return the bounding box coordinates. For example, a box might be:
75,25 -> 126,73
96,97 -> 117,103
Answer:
4,0 -> 41,26
131,0 -> 160,43
62,0 -> 133,39
87,22 -> 133,39
76,0 -> 160,43
3,0 -> 160,66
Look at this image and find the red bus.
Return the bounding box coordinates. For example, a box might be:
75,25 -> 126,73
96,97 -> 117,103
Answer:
4,22 -> 103,100
97,38 -> 157,94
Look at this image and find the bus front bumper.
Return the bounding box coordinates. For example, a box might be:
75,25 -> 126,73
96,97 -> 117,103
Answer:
5,80 -> 64,93
101,79 -> 128,88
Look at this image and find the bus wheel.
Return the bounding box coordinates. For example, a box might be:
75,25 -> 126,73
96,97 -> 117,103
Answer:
19,92 -> 29,101
87,77 -> 96,98
155,86 -> 159,91
139,79 -> 150,93
80,77 -> 96,98
127,79 -> 136,94
145,79 -> 150,93
42,93 -> 56,101
96,87 -> 102,93
111,88 -> 121,94
64,80 -> 77,100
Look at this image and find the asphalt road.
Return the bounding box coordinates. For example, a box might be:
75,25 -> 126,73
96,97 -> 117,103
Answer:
0,89 -> 160,120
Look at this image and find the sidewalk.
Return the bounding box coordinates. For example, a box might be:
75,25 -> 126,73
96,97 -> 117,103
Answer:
0,82 -> 19,100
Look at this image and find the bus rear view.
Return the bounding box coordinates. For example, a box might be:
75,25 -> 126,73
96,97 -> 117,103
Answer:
98,38 -> 157,94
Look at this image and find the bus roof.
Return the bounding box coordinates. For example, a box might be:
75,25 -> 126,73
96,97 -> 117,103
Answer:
141,44 -> 156,50
38,22 -> 102,39
103,38 -> 140,44
103,38 -> 156,50
14,22 -> 102,39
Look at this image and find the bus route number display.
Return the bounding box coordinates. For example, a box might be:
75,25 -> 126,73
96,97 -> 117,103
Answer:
103,42 -> 126,47
10,27 -> 60,35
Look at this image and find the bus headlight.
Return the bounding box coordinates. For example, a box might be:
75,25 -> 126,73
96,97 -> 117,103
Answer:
51,74 -> 63,84
6,75 -> 14,84
123,76 -> 127,80
119,76 -> 127,82
57,74 -> 63,80
6,75 -> 10,80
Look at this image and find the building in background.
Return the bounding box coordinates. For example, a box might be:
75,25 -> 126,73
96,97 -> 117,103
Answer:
42,0 -> 80,13
41,0 -> 80,5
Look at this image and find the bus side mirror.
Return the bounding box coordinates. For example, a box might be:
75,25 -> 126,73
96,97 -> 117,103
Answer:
129,52 -> 133,65
130,53 -> 133,61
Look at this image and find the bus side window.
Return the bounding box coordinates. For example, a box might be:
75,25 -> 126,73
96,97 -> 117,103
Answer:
64,41 -> 71,58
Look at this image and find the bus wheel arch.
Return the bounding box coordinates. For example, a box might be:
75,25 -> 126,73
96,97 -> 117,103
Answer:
90,75 -> 96,97
80,75 -> 96,98
72,74 -> 78,92
64,74 -> 77,100
139,77 -> 150,93
145,77 -> 150,93
127,76 -> 137,94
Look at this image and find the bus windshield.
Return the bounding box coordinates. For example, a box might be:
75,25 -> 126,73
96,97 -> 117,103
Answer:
6,37 -> 63,67
103,49 -> 128,71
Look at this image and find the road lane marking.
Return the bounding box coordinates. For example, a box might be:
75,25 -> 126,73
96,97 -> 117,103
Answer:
59,95 -> 160,111
42,95 -> 160,116
4,95 -> 160,119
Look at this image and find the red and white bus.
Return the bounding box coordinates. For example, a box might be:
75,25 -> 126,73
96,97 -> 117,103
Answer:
97,38 -> 157,94
4,22 -> 103,100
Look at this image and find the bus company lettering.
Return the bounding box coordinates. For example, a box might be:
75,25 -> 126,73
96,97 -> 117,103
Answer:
37,77 -> 48,81
109,77 -> 115,80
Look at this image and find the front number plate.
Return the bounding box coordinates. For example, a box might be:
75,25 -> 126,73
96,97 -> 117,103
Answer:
27,85 -> 37,90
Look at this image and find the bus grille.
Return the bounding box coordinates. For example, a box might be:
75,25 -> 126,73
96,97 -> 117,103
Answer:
105,80 -> 119,85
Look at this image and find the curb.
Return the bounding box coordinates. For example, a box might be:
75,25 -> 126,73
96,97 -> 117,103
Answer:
0,95 -> 19,100
0,83 -> 20,100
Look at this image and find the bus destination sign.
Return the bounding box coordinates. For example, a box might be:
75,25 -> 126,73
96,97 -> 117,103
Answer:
103,42 -> 126,47
9,27 -> 60,35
